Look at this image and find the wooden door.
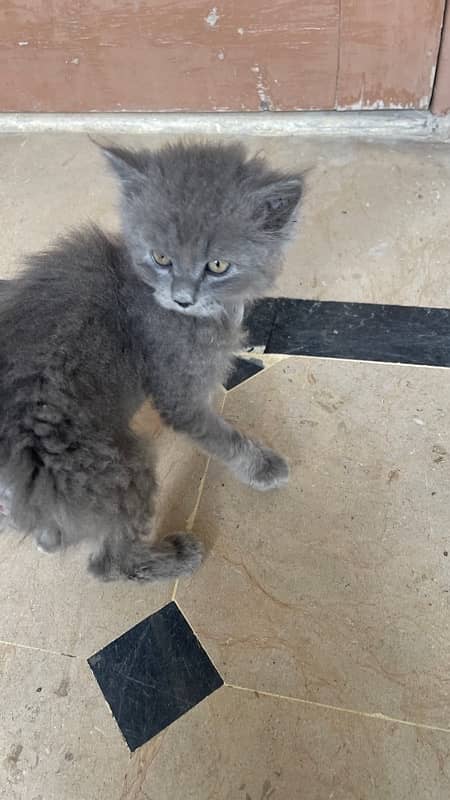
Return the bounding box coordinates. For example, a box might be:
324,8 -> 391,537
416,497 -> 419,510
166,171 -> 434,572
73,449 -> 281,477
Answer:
0,1 -> 446,112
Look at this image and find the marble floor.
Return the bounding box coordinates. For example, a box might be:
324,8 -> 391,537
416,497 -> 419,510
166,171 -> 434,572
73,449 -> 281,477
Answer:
1,132 -> 450,799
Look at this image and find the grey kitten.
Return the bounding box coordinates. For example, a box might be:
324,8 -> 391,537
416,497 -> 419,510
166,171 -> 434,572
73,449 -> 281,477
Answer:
0,140 -> 302,582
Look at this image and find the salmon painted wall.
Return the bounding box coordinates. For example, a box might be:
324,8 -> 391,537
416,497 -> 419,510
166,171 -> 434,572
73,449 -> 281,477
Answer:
432,2 -> 450,113
0,1 -> 446,112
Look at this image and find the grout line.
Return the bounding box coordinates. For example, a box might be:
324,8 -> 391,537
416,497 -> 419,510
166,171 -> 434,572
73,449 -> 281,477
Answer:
219,391 -> 227,412
226,358 -> 287,394
187,392 -> 226,512
225,683 -> 450,735
269,352 -> 450,372
226,371 -> 263,395
237,352 -> 287,363
185,454 -> 213,533
226,351 -> 450,390
176,394 -> 227,601
0,638 -> 77,659
187,392 -> 226,524
171,579 -> 179,602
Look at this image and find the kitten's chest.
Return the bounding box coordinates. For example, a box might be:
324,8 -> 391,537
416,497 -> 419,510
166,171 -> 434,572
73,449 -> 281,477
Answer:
141,307 -> 241,395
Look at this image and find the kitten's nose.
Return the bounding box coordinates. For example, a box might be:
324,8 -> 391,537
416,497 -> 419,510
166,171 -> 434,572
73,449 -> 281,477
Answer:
172,279 -> 195,307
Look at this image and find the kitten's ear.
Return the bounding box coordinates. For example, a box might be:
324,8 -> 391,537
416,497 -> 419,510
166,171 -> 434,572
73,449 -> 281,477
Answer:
93,140 -> 150,196
255,175 -> 303,233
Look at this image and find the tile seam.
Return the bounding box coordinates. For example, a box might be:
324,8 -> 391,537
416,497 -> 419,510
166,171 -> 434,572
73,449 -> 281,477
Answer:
225,682 -> 450,735
0,638 -> 77,659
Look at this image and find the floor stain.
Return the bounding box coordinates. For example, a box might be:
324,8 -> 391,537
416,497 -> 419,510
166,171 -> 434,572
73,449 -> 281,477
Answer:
315,390 -> 345,413
5,743 -> 23,769
432,444 -> 447,463
388,468 -> 400,483
54,677 -> 70,697
240,778 -> 277,799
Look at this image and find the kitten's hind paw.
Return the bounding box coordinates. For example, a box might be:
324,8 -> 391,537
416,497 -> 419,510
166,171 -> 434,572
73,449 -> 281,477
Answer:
89,533 -> 204,583
232,444 -> 289,491
129,533 -> 204,582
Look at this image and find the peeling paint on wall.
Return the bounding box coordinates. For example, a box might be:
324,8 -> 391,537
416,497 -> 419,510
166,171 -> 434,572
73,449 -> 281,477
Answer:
251,64 -> 273,111
337,97 -> 429,111
204,8 -> 219,28
429,63 -> 436,91
0,0 -> 444,113
336,0 -> 444,112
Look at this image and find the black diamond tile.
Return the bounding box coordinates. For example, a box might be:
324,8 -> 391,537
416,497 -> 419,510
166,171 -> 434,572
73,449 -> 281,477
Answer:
224,356 -> 264,390
88,602 -> 223,751
266,298 -> 450,367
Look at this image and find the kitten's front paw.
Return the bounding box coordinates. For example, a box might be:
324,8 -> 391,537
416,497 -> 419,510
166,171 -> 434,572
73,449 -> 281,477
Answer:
233,444 -> 289,491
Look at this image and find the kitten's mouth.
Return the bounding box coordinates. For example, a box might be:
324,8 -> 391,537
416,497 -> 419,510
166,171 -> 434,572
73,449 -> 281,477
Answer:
154,292 -> 196,314
153,292 -> 221,318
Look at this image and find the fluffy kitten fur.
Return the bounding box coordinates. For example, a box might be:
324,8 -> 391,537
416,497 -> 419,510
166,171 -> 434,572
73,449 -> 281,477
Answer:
0,140 -> 302,582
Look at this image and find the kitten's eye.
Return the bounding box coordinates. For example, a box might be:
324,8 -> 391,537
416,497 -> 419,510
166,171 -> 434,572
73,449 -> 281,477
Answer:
152,251 -> 172,268
206,259 -> 230,275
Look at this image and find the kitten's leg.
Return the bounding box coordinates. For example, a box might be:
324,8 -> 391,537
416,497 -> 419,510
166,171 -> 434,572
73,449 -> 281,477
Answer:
87,433 -> 203,582
167,407 -> 288,491
1,472 -> 61,551
0,483 -> 13,533
0,482 -> 11,517
4,417 -> 202,581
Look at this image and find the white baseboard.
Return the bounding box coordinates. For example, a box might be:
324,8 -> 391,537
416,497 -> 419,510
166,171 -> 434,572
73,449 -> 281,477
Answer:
0,111 -> 449,141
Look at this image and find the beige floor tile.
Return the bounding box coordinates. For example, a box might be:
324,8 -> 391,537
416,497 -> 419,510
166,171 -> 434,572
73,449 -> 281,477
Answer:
1,134 -> 450,307
0,522 -> 171,658
0,643 -> 129,800
264,137 -> 450,307
132,400 -> 210,536
0,402 -> 207,657
0,133 -> 188,279
178,358 -> 450,728
125,686 -> 450,800
2,130 -> 450,796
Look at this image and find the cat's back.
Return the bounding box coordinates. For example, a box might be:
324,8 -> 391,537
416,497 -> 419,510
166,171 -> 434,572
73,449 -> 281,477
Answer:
0,225 -> 131,356
0,226 -> 142,420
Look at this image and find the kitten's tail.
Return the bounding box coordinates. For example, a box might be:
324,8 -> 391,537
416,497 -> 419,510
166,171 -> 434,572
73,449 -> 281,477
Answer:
90,532 -> 204,582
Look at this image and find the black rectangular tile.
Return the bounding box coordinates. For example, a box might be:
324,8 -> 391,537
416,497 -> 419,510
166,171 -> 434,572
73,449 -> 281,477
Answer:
224,356 -> 264,390
266,298 -> 450,367
243,298 -> 277,351
88,602 -> 223,751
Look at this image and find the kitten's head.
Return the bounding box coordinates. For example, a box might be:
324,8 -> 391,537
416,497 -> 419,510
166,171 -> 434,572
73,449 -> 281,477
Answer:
100,140 -> 303,317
